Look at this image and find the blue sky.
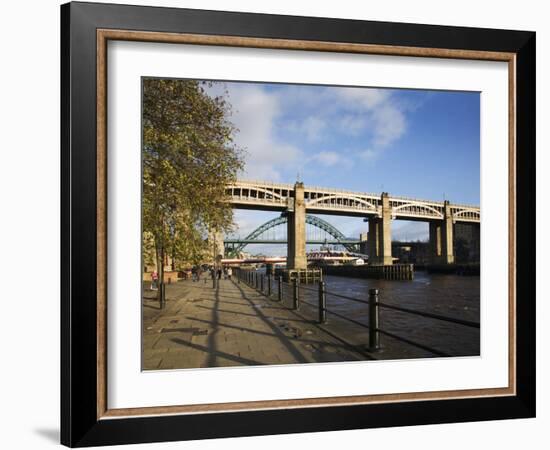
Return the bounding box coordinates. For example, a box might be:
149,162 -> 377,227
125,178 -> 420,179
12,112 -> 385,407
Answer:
205,81 -> 480,254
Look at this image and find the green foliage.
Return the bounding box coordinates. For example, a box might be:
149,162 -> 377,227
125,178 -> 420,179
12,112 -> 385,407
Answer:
142,78 -> 243,271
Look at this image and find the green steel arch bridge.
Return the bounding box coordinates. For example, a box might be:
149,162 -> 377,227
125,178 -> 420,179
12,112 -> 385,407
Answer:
224,214 -> 362,256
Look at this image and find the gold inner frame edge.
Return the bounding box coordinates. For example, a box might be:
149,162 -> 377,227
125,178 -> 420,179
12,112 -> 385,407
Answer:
95,29 -> 517,420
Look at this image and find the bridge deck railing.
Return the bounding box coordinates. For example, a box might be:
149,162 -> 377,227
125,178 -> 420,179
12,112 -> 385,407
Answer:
234,268 -> 479,358
229,180 -> 481,210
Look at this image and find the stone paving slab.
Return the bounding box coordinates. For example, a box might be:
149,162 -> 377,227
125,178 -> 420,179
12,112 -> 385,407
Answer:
142,279 -> 370,370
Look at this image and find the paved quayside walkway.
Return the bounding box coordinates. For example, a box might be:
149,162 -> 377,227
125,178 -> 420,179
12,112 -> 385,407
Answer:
142,278 -> 373,370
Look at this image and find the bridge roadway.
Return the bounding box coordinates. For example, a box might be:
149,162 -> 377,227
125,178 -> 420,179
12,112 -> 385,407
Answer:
223,180 -> 481,268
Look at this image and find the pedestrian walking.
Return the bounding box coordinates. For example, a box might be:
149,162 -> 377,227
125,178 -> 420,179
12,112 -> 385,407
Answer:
227,267 -> 232,280
151,270 -> 158,290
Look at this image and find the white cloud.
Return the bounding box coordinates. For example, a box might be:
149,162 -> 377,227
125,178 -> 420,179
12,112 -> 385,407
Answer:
315,151 -> 340,166
358,149 -> 377,161
284,115 -> 327,142
334,88 -> 407,152
301,116 -> 325,141
208,83 -> 411,181
231,85 -> 303,180
338,114 -> 367,136
208,83 -> 303,181
370,103 -> 407,148
311,151 -> 352,167
337,87 -> 391,110
283,85 -> 409,160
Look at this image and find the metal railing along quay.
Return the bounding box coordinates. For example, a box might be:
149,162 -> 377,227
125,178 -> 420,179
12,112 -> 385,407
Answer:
234,268 -> 480,357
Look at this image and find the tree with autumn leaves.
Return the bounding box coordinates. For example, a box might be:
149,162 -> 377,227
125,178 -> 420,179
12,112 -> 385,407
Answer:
142,79 -> 243,300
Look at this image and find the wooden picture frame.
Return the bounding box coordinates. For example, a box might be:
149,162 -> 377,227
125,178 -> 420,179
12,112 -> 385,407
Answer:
61,1 -> 535,446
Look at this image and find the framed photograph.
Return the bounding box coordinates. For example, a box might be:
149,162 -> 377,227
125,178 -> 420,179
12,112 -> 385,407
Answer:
61,1 -> 535,447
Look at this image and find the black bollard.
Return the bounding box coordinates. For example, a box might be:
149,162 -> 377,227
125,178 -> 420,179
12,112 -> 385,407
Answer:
368,288 -> 380,351
278,275 -> 283,302
293,278 -> 299,310
318,280 -> 327,324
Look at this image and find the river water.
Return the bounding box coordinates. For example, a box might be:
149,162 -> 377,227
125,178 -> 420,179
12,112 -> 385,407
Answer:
296,271 -> 480,359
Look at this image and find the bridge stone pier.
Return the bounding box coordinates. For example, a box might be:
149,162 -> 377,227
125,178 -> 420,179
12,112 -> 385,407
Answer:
367,193 -> 393,265
286,182 -> 307,270
429,201 -> 455,264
